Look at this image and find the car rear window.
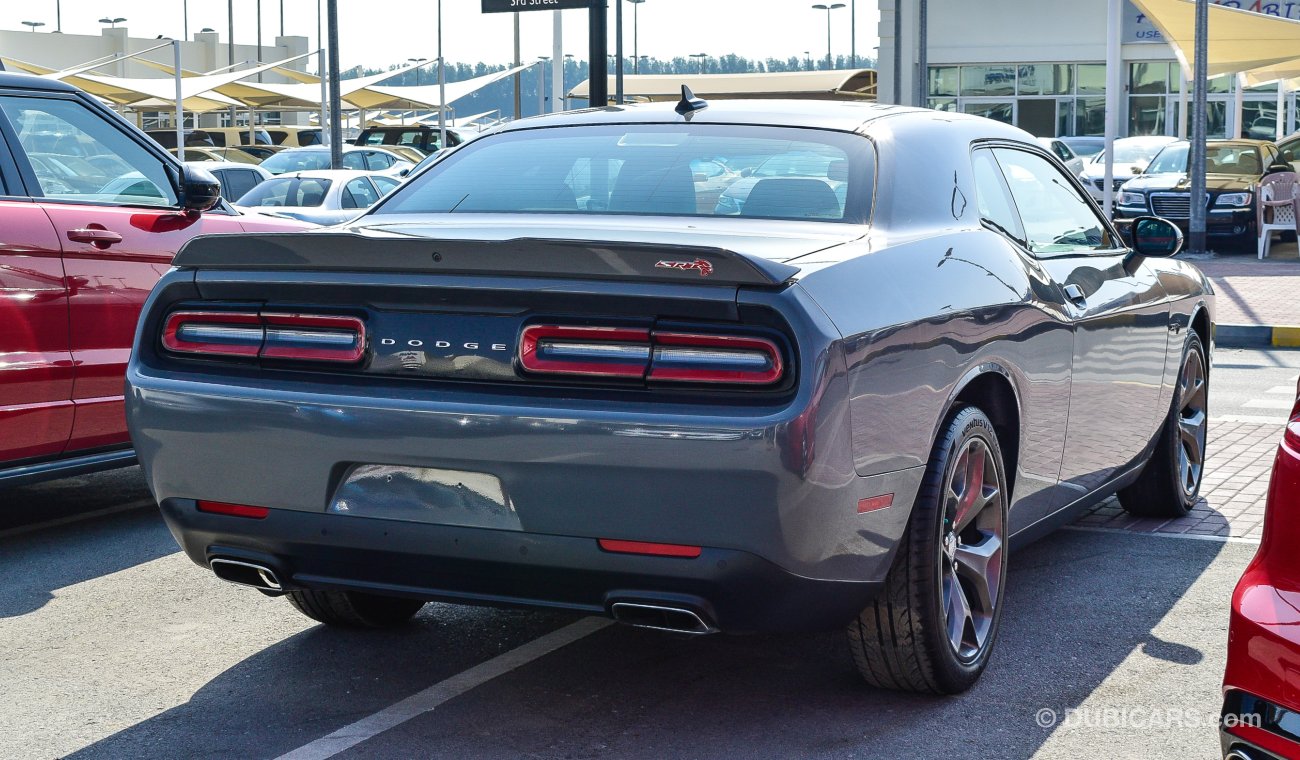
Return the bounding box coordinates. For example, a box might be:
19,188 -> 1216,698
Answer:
378,124 -> 875,223
260,150 -> 331,174
237,177 -> 331,207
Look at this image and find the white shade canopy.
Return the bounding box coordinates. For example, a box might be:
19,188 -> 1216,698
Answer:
1130,0 -> 1300,78
567,69 -> 878,102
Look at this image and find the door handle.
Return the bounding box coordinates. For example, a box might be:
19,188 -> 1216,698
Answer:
67,228 -> 123,248
1063,283 -> 1088,307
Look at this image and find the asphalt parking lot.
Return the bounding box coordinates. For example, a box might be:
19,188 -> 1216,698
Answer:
1,350 -> 1292,760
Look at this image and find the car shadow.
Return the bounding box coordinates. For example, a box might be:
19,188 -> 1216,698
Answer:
0,468 -> 174,619
62,529 -> 1234,760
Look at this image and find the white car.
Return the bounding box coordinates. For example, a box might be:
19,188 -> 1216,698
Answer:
257,145 -> 415,177
1078,135 -> 1178,202
1037,138 -> 1085,177
233,169 -> 402,225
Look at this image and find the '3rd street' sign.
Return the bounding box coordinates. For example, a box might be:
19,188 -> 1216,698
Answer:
481,0 -> 592,12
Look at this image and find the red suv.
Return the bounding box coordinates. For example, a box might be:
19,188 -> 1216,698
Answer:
0,72 -> 306,486
1222,380 -> 1300,759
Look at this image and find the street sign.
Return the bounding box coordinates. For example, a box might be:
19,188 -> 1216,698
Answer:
481,0 -> 591,12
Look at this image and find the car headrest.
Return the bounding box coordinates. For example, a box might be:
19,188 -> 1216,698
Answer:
742,178 -> 842,220
609,161 -> 697,215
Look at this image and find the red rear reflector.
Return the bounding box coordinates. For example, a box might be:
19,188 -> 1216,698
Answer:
858,494 -> 894,513
598,538 -> 703,558
197,500 -> 270,519
1285,420 -> 1300,451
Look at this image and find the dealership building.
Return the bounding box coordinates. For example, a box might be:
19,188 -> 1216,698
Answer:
876,0 -> 1295,139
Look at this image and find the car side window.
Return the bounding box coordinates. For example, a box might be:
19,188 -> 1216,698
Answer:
343,177 -> 380,208
373,176 -> 400,196
341,152 -> 366,170
223,170 -> 259,202
0,95 -> 177,207
365,152 -> 394,170
991,147 -> 1113,255
971,149 -> 1026,244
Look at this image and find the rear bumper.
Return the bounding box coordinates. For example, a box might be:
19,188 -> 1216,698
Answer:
160,498 -> 884,633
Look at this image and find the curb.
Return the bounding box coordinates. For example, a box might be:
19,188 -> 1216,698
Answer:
1216,324 -> 1300,348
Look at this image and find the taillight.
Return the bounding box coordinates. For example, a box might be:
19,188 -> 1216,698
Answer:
647,332 -> 782,385
261,313 -> 366,363
518,324 -> 785,386
1286,420 -> 1300,450
519,325 -> 651,378
163,311 -> 263,357
162,309 -> 365,364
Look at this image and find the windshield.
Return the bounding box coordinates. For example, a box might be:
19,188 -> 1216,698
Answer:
260,150 -> 332,174
1092,141 -> 1168,164
378,124 -> 874,223
236,176 -> 332,207
1145,144 -> 1263,176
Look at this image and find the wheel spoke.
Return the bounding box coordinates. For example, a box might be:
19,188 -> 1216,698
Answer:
953,443 -> 986,530
944,566 -> 972,654
955,533 -> 1002,612
1178,410 -> 1206,465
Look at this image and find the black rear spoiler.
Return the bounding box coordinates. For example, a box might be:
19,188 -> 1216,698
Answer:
174,232 -> 800,287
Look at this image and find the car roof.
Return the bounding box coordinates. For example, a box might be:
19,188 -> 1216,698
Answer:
188,161 -> 270,174
283,144 -> 396,153
267,169 -> 383,180
0,71 -> 78,93
495,99 -> 934,136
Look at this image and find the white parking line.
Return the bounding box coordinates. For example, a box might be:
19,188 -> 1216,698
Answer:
1211,414 -> 1286,424
1244,398 -> 1297,410
274,616 -> 612,760
1064,525 -> 1261,545
1266,385 -> 1297,395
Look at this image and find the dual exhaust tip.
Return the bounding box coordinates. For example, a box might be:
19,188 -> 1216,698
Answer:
209,559 -> 718,635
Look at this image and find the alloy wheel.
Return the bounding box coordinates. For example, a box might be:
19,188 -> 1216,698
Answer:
1177,347 -> 1209,498
940,437 -> 1005,663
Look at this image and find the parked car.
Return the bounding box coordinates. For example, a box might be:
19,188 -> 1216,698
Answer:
1060,136 -> 1105,159
354,124 -> 464,154
265,125 -> 322,147
233,169 -> 401,224
0,72 -> 308,486
1115,138 -> 1282,252
190,161 -> 272,202
1222,380 -> 1300,760
258,145 -> 415,176
382,144 -> 427,163
231,144 -> 288,161
714,151 -> 846,215
200,126 -> 273,147
145,128 -> 217,149
1037,137 -> 1085,176
1078,135 -> 1178,202
127,100 -> 1213,694
168,146 -> 261,164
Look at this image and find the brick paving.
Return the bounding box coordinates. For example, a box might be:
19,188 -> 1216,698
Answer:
1182,246 -> 1300,327
1076,419 -> 1282,540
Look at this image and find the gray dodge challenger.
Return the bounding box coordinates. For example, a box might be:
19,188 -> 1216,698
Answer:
126,96 -> 1213,694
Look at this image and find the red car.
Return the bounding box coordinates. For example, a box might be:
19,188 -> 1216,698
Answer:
0,71 -> 306,486
1223,380 -> 1300,759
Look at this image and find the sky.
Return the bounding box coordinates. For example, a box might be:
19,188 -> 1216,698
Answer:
1,1 -> 881,72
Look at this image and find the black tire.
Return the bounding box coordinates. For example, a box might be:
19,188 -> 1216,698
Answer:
847,405 -> 1009,694
286,588 -> 426,628
1118,330 -> 1208,518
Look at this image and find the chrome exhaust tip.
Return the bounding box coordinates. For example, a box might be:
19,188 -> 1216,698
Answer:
1225,750 -> 1260,760
210,557 -> 283,592
610,602 -> 718,635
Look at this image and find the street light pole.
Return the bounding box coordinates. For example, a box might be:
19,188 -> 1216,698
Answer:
1189,0 -> 1209,254
615,0 -> 624,104
327,0 -> 343,169
812,4 -> 845,70
628,0 -> 645,75
438,0 -> 447,150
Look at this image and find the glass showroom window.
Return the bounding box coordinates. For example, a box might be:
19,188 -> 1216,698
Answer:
928,63 -> 1108,135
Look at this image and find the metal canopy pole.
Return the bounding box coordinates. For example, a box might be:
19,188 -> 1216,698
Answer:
1278,82 -> 1287,141
514,13 -> 522,119
318,48 -> 329,148
916,0 -> 927,106
174,40 -> 185,163
552,11 -> 564,112
892,0 -> 902,104
589,1 -> 608,107
1103,0 -> 1120,218
615,0 -> 624,103
438,0 -> 446,151
1189,0 -> 1209,255
1178,68 -> 1188,139
327,0 -> 343,169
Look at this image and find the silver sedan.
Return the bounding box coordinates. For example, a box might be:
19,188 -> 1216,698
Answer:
232,169 -> 402,225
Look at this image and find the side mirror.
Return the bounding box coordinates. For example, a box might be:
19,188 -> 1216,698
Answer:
178,163 -> 222,213
399,168 -> 410,177
1267,162 -> 1295,175
1130,165 -> 1143,175
1130,215 -> 1184,257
